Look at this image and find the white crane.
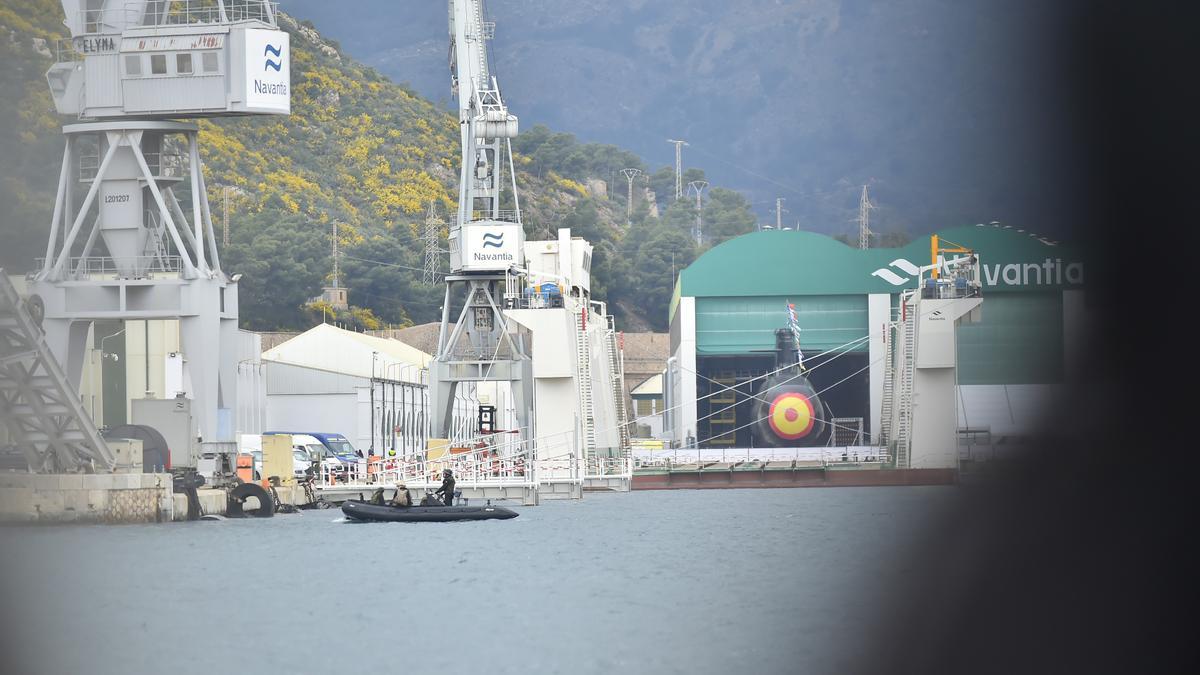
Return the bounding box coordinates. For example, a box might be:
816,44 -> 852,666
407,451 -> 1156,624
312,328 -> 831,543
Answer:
428,0 -> 533,442
29,0 -> 289,472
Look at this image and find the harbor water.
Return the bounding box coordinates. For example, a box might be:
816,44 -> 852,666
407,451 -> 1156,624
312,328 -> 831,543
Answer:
0,487 -> 957,674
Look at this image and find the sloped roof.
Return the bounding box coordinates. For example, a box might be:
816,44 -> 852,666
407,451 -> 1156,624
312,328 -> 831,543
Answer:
370,323 -> 441,355
262,323 -> 430,381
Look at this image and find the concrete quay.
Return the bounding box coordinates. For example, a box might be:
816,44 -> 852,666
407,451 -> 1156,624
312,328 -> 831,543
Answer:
0,472 -> 174,524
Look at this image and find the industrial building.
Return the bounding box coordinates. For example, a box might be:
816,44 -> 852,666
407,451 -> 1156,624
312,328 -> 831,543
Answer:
665,224 -> 1088,451
261,324 -> 434,457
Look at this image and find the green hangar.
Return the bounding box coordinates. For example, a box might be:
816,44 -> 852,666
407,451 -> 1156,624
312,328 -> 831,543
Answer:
663,224 -> 1087,450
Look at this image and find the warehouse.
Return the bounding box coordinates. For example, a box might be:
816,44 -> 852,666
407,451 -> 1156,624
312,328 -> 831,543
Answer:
664,224 -> 1088,450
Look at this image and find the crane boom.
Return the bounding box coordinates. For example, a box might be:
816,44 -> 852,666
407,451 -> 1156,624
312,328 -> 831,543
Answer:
428,1 -> 534,443
447,0 -> 521,264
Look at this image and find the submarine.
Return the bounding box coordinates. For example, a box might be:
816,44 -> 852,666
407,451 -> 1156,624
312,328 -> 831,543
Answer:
750,329 -> 833,447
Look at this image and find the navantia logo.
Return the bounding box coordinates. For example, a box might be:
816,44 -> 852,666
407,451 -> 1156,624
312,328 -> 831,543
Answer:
482,232 -> 504,248
870,257 -> 1084,287
264,44 -> 283,71
870,259 -> 921,286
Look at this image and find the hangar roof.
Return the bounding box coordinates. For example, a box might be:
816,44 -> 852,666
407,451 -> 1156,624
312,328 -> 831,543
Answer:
675,224 -> 1081,305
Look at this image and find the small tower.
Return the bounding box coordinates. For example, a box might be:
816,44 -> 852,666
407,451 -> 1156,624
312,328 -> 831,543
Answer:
322,221 -> 348,310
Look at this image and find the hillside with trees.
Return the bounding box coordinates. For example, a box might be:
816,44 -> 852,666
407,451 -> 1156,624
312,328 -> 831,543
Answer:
1,2 -> 766,332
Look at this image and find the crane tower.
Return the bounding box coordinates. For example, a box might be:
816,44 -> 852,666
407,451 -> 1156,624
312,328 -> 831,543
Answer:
28,1 -> 290,469
429,0 -> 533,440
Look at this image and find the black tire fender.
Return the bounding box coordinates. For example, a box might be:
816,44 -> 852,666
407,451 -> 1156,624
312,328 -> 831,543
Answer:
227,482 -> 275,518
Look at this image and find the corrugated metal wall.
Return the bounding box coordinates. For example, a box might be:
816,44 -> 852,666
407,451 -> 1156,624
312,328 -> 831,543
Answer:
265,361 -> 369,395
123,76 -> 226,114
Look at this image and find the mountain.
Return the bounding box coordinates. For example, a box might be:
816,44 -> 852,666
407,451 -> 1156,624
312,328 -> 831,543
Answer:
0,1 -> 763,332
277,0 -> 1075,239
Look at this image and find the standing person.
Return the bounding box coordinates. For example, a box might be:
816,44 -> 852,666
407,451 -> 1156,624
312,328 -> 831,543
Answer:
434,469 -> 456,506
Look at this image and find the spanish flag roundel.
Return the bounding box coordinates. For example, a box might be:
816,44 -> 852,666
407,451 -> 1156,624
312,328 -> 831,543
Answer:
768,392 -> 815,440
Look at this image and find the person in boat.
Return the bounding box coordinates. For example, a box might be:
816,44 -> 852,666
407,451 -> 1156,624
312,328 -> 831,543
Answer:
389,482 -> 411,507
434,469 -> 456,506
368,486 -> 387,505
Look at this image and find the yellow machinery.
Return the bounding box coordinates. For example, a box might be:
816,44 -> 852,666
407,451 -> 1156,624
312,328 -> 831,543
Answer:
930,235 -> 975,279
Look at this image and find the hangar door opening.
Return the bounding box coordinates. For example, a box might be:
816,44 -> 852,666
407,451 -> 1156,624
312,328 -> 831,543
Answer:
692,294 -> 871,449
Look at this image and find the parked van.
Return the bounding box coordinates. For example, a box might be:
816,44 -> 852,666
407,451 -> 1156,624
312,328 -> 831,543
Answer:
264,432 -> 361,474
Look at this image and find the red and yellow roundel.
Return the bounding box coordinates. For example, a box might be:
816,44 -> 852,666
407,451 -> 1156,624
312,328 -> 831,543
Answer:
768,392 -> 815,440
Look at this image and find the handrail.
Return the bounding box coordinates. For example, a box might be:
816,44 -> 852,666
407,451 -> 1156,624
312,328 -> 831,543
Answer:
632,447 -> 891,468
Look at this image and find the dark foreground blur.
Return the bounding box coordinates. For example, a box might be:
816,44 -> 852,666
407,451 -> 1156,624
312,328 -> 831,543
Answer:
853,2 -> 1195,673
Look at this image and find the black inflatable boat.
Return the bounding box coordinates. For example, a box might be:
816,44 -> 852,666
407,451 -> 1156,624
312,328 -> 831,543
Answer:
341,500 -> 518,523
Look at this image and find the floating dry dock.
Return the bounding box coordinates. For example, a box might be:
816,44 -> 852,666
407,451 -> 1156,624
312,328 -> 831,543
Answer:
632,460 -> 957,490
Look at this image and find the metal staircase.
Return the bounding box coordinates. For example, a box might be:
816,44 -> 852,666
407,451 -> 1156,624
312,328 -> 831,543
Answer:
0,271 -> 115,472
892,291 -> 918,469
604,315 -> 631,455
879,319 -> 896,447
573,304 -> 597,466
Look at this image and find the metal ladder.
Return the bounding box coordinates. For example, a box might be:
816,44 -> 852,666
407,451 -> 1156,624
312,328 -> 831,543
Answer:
573,305 -> 597,467
892,291 -> 918,468
0,271 -> 115,472
604,315 -> 631,455
879,318 -> 896,447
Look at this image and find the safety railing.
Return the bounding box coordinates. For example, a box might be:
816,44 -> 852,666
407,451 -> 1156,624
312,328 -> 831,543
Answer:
468,209 -> 520,223
124,1 -> 277,28
311,435 -> 591,490
633,447 -> 891,468
584,455 -> 633,479
79,150 -> 187,182
34,256 -> 183,279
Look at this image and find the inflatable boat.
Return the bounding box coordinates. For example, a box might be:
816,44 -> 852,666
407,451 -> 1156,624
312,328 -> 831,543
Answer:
341,500 -> 518,523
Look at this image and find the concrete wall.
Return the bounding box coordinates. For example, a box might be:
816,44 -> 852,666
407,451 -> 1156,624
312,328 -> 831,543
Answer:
0,473 -> 173,524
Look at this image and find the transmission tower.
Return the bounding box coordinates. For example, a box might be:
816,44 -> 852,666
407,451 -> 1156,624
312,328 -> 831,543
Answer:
667,139 -> 688,201
687,180 -> 709,245
330,220 -> 341,288
857,184 -> 875,249
620,168 -> 643,222
222,185 -> 231,247
423,201 -> 444,285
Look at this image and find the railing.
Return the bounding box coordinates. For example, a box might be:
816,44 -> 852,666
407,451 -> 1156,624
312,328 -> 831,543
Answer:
505,290 -> 565,310
79,150 -> 187,182
34,256 -> 183,279
76,1 -> 277,33
311,440 -> 588,491
634,447 -> 890,467
469,209 -> 520,223
584,455 -> 633,479
916,255 -> 982,299
128,1 -> 277,28
55,38 -> 82,62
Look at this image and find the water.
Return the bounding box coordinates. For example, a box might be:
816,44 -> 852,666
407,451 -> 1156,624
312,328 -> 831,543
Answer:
0,487 -> 956,674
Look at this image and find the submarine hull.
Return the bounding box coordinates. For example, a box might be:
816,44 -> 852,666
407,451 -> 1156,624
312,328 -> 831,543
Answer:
750,373 -> 832,447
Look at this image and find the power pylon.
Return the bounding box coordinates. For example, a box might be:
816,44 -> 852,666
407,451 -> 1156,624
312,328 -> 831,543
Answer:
667,139 -> 688,201
687,179 -> 708,245
857,184 -> 875,249
620,168 -> 643,223
330,220 -> 341,288
423,201 -> 444,285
